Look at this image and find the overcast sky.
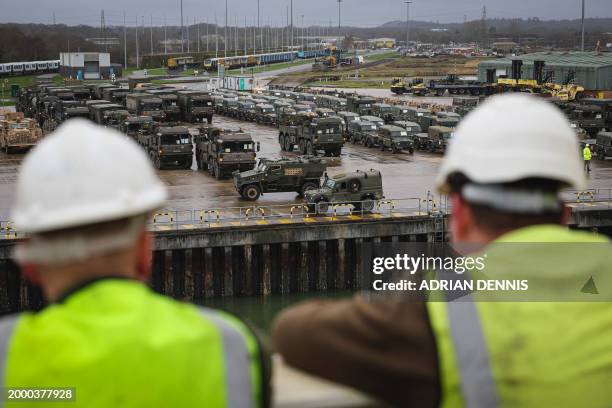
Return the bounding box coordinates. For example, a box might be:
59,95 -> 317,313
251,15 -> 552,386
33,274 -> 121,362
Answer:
1,0 -> 610,27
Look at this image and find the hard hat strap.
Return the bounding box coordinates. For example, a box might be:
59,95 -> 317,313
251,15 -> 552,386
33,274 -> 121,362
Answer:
462,183 -> 562,214
13,216 -> 146,266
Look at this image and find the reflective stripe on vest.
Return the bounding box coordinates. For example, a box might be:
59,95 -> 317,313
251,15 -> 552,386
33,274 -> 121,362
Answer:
0,315 -> 19,408
198,308 -> 254,408
447,299 -> 499,408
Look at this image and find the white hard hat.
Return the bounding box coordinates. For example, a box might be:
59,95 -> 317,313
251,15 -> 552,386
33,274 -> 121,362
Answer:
12,119 -> 167,233
436,94 -> 585,193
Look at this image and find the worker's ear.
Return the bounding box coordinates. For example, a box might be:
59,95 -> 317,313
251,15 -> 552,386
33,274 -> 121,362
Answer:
136,230 -> 153,282
450,193 -> 472,243
20,263 -> 42,285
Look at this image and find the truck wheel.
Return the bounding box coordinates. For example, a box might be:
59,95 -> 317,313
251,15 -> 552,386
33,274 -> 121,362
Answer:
243,184 -> 261,201
361,197 -> 376,212
279,134 -> 286,151
299,139 -> 306,155
207,115 -> 213,124
154,157 -> 162,170
299,182 -> 318,197
184,159 -> 193,170
409,147 -> 414,154
213,162 -> 222,179
207,158 -> 214,176
284,137 -> 293,152
316,200 -> 330,215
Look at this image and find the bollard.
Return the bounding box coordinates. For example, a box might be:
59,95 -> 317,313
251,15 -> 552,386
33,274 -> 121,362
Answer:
576,191 -> 594,204
153,212 -> 175,223
198,210 -> 220,225
245,207 -> 266,221
290,205 -> 310,218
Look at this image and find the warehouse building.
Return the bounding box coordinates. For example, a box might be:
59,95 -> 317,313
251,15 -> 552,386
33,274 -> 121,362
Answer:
478,52 -> 612,91
60,52 -> 122,80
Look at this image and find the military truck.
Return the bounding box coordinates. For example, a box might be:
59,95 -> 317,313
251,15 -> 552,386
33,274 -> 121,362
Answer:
178,91 -> 214,123
233,156 -> 326,201
360,115 -> 385,130
391,121 -> 422,135
220,98 -> 239,117
252,104 -> 276,125
390,106 -> 412,122
120,116 -> 154,138
102,87 -> 130,106
346,95 -> 375,116
347,121 -> 377,145
66,85 -> 92,101
414,126 -> 454,153
92,83 -> 118,100
195,126 -> 260,179
315,108 -> 335,118
304,170 -> 384,214
371,103 -> 395,123
593,132 -> 612,160
126,94 -> 165,121
236,100 -> 256,120
376,125 -> 415,154
89,103 -> 127,126
137,125 -> 193,169
53,100 -> 91,122
0,117 -> 43,153
336,111 -> 360,135
420,112 -> 460,132
146,89 -> 181,121
279,113 -> 345,157
570,105 -> 606,136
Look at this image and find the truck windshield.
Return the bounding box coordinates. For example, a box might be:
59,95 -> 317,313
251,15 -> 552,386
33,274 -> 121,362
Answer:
193,99 -> 213,107
362,125 -> 376,131
317,125 -> 340,134
391,131 -> 409,138
143,103 -> 161,110
223,141 -> 254,153
126,123 -> 145,131
162,134 -> 191,144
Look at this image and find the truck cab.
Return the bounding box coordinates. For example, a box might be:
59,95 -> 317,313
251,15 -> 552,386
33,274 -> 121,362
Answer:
347,121 -> 377,145
304,170 -> 384,214
424,126 -> 454,153
233,156 -> 327,201
254,104 -> 277,125
372,103 -> 395,123
138,125 -> 193,169
195,127 -> 260,179
178,91 -> 214,123
594,132 -> 612,160
377,125 -> 414,153
126,94 -> 165,122
391,121 -> 422,135
147,89 -> 181,121
120,116 -> 154,138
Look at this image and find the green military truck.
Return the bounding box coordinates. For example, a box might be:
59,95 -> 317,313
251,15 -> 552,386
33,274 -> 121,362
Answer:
304,170 -> 384,214
346,95 -> 375,116
120,116 -> 154,138
89,103 -> 128,126
347,120 -> 377,145
147,89 -> 181,121
371,103 -> 395,123
233,156 -> 327,201
137,125 -> 193,169
278,113 -> 345,157
593,132 -> 612,160
413,126 -> 454,153
178,91 -> 214,123
126,94 -> 165,121
195,126 -> 260,179
376,125 -> 415,154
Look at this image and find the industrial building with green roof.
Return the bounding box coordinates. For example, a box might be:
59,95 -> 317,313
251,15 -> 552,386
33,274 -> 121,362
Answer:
478,52 -> 612,90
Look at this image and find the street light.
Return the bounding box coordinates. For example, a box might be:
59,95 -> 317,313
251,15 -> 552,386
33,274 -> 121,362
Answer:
405,1 -> 412,51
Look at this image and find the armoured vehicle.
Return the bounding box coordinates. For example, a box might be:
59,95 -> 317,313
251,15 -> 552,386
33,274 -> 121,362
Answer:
233,156 -> 326,201
376,125 -> 414,153
146,89 -> 181,121
252,104 -> 276,125
304,170 -> 384,214
371,103 -> 395,123
414,126 -> 454,153
593,132 -> 612,160
120,116 -> 154,138
279,113 -> 345,157
0,117 -> 42,153
391,121 -> 422,135
347,121 -> 377,145
195,126 -> 260,179
177,91 -> 214,123
137,125 -> 193,169
126,94 -> 165,121
346,95 -> 375,116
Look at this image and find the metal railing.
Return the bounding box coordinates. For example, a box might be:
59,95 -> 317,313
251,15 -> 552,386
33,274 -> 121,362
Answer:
562,188 -> 612,208
149,195 -> 450,230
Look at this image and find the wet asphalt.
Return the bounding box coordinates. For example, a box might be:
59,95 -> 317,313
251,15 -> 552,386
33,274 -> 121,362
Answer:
0,114 -> 611,220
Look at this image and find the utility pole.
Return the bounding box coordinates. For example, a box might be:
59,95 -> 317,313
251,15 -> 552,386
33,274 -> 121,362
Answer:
123,11 -> 127,68
337,0 -> 342,35
197,18 -> 200,53
581,0 -> 585,52
53,12 -> 56,25
206,18 -> 209,53
257,0 -> 261,54
290,0 -> 293,56
187,20 -> 190,53
180,0 -> 184,53
225,0 -> 228,58
244,16 -> 248,56
150,15 -> 154,55
301,15 -> 305,52
135,17 -> 139,69
215,15 -> 219,58
164,16 -> 168,55
405,1 -> 412,50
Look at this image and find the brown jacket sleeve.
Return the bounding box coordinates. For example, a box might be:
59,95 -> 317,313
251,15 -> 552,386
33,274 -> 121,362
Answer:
272,296 -> 440,407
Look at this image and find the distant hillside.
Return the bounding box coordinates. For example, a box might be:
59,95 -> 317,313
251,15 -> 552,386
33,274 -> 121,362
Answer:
380,17 -> 612,31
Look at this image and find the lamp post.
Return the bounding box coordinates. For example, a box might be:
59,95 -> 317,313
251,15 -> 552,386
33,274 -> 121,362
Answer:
405,1 -> 412,51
